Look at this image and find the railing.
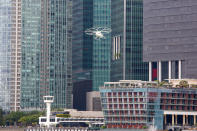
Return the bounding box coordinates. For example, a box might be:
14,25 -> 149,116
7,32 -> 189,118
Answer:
24,127 -> 100,131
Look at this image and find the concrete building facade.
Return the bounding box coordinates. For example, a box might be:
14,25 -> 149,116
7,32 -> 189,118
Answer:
143,0 -> 197,81
86,91 -> 102,111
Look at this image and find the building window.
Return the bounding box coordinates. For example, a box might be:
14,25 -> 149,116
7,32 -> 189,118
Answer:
112,36 -> 121,60
41,118 -> 46,122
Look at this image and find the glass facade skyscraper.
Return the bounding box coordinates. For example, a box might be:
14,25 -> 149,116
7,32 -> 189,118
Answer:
92,0 -> 111,91
72,0 -> 111,110
21,0 -> 72,110
21,0 -> 41,109
111,0 -> 148,82
0,0 -> 21,111
72,0 -> 111,91
72,0 -> 93,110
47,0 -> 73,109
72,0 -> 93,83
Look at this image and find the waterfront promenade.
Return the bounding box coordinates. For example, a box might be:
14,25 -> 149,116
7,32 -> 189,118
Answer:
0,127 -> 148,131
0,127 -> 150,131
0,127 -> 25,131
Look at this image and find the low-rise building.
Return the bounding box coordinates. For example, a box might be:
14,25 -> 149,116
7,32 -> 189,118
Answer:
39,109 -> 104,128
86,91 -> 102,111
100,80 -> 197,130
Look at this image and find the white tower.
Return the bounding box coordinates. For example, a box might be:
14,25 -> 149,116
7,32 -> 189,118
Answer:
43,96 -> 54,128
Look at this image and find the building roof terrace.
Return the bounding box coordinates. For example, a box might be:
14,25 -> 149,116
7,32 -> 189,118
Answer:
101,80 -> 197,90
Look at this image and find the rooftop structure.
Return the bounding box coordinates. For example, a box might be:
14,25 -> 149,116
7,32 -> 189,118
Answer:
103,80 -> 158,88
100,80 -> 197,130
63,109 -> 104,118
169,79 -> 197,88
102,79 -> 197,89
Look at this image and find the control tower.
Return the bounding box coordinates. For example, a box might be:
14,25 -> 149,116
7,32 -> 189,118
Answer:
43,96 -> 54,128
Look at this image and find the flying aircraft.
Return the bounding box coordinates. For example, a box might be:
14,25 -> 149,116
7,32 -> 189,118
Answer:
85,27 -> 111,39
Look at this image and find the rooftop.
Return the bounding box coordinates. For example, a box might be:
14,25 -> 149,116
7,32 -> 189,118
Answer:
63,109 -> 104,118
101,79 -> 197,89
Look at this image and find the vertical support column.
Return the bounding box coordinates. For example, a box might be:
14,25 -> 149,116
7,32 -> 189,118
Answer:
158,61 -> 162,82
112,37 -> 115,60
183,115 -> 185,125
123,0 -> 126,80
172,114 -> 174,126
186,115 -> 188,125
178,60 -> 182,79
175,115 -> 177,125
164,114 -> 167,125
194,115 -> 196,126
168,61 -> 172,80
46,102 -> 51,128
149,62 -> 152,82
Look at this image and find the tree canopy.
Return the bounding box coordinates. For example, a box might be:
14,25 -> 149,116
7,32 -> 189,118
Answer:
3,110 -> 44,126
0,109 -> 4,126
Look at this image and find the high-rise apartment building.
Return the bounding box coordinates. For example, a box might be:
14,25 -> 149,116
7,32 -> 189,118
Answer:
0,0 -> 21,111
111,0 -> 148,82
143,0 -> 197,81
21,0 -> 72,110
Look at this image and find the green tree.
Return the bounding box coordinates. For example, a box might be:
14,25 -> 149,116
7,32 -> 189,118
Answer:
101,125 -> 107,129
155,80 -> 168,87
5,111 -> 25,125
0,109 -> 4,126
191,84 -> 197,88
4,110 -> 44,126
179,80 -> 189,88
51,108 -> 64,111
56,114 -> 71,118
18,114 -> 41,126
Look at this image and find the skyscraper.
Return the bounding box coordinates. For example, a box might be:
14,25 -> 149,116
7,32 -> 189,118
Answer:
92,0 -> 111,91
72,0 -> 93,83
0,0 -> 21,111
21,0 -> 72,110
72,0 -> 93,110
111,0 -> 148,82
47,0 -> 73,109
72,0 -> 111,110
143,0 -> 197,81
21,0 -> 41,110
72,0 -> 111,90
